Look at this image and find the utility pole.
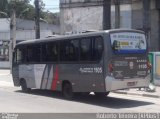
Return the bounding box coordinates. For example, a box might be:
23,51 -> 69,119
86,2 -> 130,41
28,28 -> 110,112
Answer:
35,0 -> 40,39
114,0 -> 120,28
143,0 -> 151,49
9,2 -> 16,73
103,0 -> 111,30
10,9 -> 16,50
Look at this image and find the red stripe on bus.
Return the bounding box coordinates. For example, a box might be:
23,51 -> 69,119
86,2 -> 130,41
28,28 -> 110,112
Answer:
51,65 -> 59,91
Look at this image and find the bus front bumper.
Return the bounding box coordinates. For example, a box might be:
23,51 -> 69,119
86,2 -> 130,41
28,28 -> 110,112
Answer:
105,75 -> 150,92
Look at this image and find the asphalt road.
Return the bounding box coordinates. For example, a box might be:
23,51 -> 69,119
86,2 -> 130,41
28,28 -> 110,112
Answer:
1,70 -> 159,119
0,86 -> 159,113
0,85 -> 159,119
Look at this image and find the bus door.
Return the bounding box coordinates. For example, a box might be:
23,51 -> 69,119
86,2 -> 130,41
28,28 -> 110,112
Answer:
24,45 -> 39,88
12,47 -> 27,86
12,50 -> 19,85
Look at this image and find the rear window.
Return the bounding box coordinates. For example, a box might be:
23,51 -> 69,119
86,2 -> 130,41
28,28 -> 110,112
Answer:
110,32 -> 147,54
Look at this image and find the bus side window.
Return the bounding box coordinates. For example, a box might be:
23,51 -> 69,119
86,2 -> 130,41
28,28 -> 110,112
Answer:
27,45 -> 41,63
27,47 -> 33,62
34,45 -> 41,62
41,44 -> 47,62
80,38 -> 92,61
45,42 -> 58,62
93,37 -> 103,61
16,48 -> 25,63
60,40 -> 79,62
69,40 -> 79,61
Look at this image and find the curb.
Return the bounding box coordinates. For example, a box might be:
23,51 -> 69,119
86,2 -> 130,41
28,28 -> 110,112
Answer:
113,91 -> 160,98
0,74 -> 11,76
142,94 -> 160,98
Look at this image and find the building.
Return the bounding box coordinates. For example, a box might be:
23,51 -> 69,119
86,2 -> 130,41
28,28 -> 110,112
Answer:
0,18 -> 60,68
60,0 -> 160,51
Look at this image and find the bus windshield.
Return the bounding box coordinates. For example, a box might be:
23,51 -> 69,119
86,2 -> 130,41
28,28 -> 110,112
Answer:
110,32 -> 147,54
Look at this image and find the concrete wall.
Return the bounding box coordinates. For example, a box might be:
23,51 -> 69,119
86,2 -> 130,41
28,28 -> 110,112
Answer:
60,1 -> 132,34
111,4 -> 132,29
0,32 -> 10,40
0,19 -> 10,32
60,0 -> 103,34
0,19 -> 60,41
132,0 -> 159,51
150,9 -> 159,51
60,0 -> 160,52
16,19 -> 60,34
60,6 -> 103,34
16,30 -> 52,40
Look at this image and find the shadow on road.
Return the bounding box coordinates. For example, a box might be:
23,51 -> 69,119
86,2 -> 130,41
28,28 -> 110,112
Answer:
15,89 -> 154,109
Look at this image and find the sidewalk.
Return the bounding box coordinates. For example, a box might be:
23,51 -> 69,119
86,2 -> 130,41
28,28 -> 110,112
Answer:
113,86 -> 160,99
0,69 -> 14,87
0,69 -> 10,75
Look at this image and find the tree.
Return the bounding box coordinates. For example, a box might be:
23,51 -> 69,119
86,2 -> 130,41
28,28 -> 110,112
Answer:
0,0 -> 8,17
41,11 -> 60,24
0,0 -> 60,25
103,0 -> 111,30
7,0 -> 32,17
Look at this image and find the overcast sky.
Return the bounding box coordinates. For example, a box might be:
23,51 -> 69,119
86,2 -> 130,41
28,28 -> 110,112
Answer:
30,0 -> 59,13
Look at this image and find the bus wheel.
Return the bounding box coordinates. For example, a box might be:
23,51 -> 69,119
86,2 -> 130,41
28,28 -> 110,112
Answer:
94,92 -> 110,98
62,83 -> 74,100
20,79 -> 31,93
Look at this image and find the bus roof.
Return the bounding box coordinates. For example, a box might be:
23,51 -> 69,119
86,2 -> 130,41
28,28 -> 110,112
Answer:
15,29 -> 144,47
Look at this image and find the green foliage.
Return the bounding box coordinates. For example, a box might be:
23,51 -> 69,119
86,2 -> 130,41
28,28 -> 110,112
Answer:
0,0 -> 59,25
43,12 -> 60,24
0,0 -> 8,17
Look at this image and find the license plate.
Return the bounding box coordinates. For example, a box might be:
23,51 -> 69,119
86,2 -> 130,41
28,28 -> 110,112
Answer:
127,82 -> 136,86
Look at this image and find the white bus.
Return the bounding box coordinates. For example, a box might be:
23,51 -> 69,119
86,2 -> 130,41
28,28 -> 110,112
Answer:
12,29 -> 151,99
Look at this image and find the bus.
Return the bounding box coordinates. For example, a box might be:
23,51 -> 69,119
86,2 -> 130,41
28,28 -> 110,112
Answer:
12,29 -> 151,99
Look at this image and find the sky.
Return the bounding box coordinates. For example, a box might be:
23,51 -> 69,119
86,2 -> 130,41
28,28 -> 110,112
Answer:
30,0 -> 59,13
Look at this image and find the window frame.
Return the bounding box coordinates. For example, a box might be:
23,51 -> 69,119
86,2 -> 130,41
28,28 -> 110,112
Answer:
14,35 -> 104,64
41,41 -> 59,63
26,44 -> 41,63
59,38 -> 80,63
79,36 -> 104,63
14,45 -> 27,64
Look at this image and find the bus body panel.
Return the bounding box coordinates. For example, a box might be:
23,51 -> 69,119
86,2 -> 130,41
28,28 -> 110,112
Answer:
12,66 -> 20,86
12,52 -> 20,86
75,62 -> 104,92
14,62 -> 105,92
105,76 -> 150,91
19,64 -> 36,88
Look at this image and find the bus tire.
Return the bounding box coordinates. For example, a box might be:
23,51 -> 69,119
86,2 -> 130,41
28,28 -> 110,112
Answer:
62,82 -> 74,100
94,92 -> 110,98
20,79 -> 31,93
